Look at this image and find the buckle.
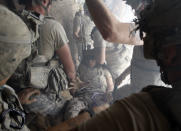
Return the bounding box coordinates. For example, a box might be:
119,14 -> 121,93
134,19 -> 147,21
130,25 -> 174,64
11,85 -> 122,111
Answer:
0,108 -> 25,129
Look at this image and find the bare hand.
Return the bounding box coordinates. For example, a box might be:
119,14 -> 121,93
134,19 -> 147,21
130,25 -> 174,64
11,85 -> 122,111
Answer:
18,88 -> 40,105
69,77 -> 88,90
69,77 -> 89,95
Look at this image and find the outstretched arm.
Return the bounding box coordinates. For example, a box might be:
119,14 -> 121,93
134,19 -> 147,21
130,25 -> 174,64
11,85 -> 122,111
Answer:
85,0 -> 143,45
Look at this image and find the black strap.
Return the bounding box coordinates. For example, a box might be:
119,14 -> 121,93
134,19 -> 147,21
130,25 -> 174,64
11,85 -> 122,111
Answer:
0,108 -> 25,129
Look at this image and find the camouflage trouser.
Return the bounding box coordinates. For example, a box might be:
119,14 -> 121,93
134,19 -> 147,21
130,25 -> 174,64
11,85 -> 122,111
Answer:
24,93 -> 66,116
64,97 -> 87,120
64,87 -> 110,120
24,93 -> 67,130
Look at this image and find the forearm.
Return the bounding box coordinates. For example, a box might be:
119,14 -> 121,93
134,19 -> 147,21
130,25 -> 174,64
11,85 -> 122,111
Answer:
86,0 -> 143,45
56,44 -> 76,81
86,0 -> 116,41
63,59 -> 76,81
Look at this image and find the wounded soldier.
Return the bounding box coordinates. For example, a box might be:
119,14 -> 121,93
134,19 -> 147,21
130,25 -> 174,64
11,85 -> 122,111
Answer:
64,49 -> 114,120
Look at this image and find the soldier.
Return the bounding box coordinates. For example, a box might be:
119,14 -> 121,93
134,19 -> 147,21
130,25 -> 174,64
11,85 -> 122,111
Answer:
73,4 -> 95,66
78,49 -> 114,92
64,49 -> 113,120
88,0 -> 167,100
0,4 -> 33,131
7,0 -> 76,129
49,0 -> 181,131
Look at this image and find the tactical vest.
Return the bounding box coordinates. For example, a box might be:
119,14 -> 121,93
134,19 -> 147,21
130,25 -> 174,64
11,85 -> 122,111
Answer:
7,12 -> 68,97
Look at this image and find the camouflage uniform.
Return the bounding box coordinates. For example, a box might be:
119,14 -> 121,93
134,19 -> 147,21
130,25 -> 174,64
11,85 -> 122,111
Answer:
78,64 -> 108,92
7,11 -> 70,129
38,18 -> 69,60
0,5 -> 31,131
24,18 -> 70,117
64,63 -> 111,120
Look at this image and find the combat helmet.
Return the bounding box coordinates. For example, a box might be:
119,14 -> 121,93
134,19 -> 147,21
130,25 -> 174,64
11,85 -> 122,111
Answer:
0,5 -> 32,81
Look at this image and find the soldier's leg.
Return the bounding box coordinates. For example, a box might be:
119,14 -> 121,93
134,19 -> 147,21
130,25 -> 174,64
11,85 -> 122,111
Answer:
64,98 -> 87,120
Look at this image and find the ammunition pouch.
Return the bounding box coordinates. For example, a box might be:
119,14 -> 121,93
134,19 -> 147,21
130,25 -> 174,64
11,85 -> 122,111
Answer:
45,65 -> 69,100
29,66 -> 50,89
29,55 -> 68,100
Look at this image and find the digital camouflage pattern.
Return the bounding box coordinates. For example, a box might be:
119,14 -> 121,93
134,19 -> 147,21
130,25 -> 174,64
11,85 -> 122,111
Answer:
0,5 -> 31,131
64,84 -> 110,120
64,61 -> 112,120
0,5 -> 31,82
